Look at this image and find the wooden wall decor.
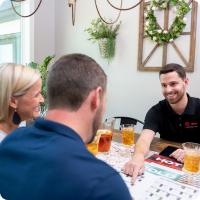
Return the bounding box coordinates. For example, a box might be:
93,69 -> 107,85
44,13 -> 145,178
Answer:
137,0 -> 198,72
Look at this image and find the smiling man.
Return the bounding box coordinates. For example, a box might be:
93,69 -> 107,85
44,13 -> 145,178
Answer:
123,63 -> 200,184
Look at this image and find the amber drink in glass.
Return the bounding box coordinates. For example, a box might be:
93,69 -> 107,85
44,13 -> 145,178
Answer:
121,124 -> 134,145
98,129 -> 112,152
182,142 -> 200,173
86,135 -> 100,156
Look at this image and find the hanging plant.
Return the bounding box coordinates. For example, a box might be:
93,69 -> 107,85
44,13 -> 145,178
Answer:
85,18 -> 121,62
98,38 -> 115,60
144,0 -> 190,44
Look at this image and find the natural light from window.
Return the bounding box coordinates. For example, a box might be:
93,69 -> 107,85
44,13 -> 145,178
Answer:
0,20 -> 20,35
0,0 -> 21,64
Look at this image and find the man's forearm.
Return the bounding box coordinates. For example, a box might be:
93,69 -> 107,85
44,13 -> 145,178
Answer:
133,130 -> 155,157
134,138 -> 150,157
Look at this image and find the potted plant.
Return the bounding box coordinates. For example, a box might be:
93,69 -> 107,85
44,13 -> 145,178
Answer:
85,18 -> 121,62
28,55 -> 55,115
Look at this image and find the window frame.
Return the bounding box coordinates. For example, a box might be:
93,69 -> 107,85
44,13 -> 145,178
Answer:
0,32 -> 21,63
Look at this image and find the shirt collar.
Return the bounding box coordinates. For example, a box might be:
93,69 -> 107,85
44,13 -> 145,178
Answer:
34,118 -> 84,143
166,93 -> 191,116
182,93 -> 191,115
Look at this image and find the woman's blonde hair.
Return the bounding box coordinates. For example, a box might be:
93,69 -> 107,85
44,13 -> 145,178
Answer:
0,63 -> 40,121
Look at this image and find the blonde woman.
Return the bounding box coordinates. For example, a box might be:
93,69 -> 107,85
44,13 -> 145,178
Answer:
0,63 -> 44,142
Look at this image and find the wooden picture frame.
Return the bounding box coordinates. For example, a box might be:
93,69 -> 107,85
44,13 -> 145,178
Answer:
137,0 -> 198,72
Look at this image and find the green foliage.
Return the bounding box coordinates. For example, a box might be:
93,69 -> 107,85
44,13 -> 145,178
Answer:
98,38 -> 115,62
28,55 -> 55,114
85,18 -> 121,62
145,0 -> 190,44
85,18 -> 121,42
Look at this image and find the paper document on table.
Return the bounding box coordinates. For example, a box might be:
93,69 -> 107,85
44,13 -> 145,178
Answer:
129,163 -> 200,200
145,153 -> 183,170
97,141 -> 200,200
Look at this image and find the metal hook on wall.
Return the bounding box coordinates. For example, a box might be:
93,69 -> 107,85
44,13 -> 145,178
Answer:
68,0 -> 76,26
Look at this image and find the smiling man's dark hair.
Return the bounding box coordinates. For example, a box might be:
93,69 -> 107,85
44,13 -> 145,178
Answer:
159,63 -> 186,80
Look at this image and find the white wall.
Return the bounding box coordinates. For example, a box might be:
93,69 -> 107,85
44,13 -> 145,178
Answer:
37,0 -> 200,122
32,0 -> 55,63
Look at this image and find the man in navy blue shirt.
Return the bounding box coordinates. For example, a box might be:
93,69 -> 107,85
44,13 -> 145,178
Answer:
0,54 -> 132,200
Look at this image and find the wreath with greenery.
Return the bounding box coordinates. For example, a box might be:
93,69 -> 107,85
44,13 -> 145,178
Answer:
145,0 -> 190,44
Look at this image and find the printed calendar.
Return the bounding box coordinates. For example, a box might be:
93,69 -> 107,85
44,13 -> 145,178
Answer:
97,141 -> 200,200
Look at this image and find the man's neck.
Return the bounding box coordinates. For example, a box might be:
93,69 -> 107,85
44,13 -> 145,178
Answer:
45,109 -> 92,143
170,94 -> 188,115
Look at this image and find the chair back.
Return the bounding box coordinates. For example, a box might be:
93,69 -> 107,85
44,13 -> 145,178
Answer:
105,116 -> 144,131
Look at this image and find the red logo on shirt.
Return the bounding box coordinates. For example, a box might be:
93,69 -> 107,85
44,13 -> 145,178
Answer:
184,121 -> 199,128
184,122 -> 190,127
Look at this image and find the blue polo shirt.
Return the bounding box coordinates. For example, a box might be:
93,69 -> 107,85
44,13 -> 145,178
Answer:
143,94 -> 200,142
0,118 -> 132,200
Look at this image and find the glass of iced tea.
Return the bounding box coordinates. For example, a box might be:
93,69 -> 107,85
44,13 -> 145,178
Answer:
98,129 -> 113,153
98,118 -> 115,153
121,124 -> 134,145
86,134 -> 101,156
182,142 -> 200,174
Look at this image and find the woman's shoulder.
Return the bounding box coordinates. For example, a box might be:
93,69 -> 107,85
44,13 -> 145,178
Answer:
0,130 -> 7,142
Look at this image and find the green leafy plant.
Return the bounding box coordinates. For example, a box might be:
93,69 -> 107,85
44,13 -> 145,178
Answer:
85,18 -> 121,41
28,55 -> 55,114
145,0 -> 190,44
85,18 -> 121,62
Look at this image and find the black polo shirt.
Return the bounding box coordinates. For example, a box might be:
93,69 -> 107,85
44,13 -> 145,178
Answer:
143,94 -> 200,143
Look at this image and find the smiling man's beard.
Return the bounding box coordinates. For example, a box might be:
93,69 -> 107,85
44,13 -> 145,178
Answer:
165,87 -> 185,105
167,92 -> 184,104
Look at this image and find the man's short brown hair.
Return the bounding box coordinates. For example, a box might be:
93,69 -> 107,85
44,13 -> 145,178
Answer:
47,54 -> 107,110
159,63 -> 186,80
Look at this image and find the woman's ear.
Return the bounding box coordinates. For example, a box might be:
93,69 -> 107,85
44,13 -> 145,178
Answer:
9,97 -> 18,109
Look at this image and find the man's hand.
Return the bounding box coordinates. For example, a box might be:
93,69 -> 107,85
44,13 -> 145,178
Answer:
122,129 -> 155,184
170,148 -> 185,163
122,154 -> 145,185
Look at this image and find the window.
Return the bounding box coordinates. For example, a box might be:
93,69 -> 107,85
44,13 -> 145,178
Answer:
0,0 -> 21,63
